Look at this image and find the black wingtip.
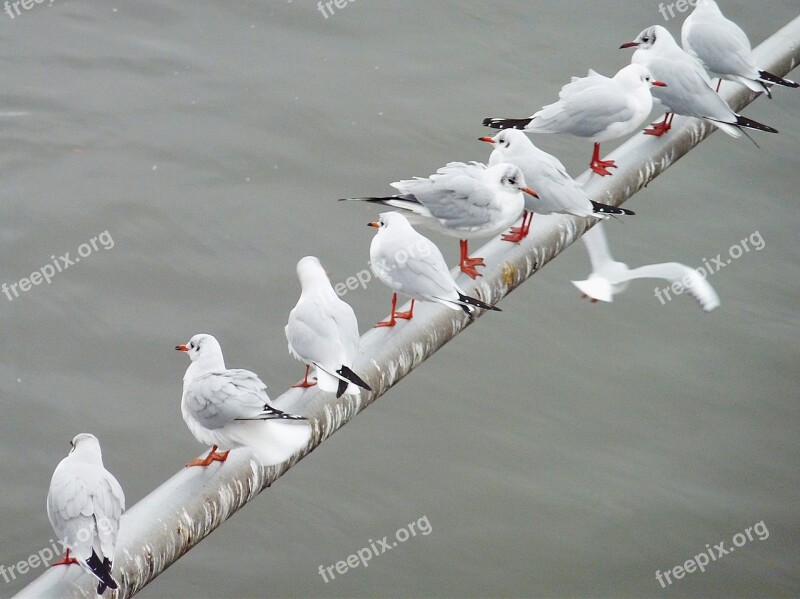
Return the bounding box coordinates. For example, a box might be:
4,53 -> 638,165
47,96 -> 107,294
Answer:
482,117 -> 532,130
590,200 -> 635,216
262,405 -> 306,421
457,293 -> 501,313
335,377 -> 347,399
735,114 -> 778,134
336,365 -> 372,392
758,70 -> 799,88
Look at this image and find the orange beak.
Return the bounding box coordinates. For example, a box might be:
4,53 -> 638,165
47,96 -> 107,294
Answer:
651,80 -> 667,87
522,187 -> 539,198
368,221 -> 379,228
175,344 -> 189,352
478,136 -> 494,144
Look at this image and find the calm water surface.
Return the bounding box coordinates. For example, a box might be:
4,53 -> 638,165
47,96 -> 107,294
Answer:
1,1 -> 798,597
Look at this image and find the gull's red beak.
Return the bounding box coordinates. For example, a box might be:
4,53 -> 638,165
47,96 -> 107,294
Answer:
478,136 -> 494,144
175,344 -> 189,352
368,221 -> 380,228
522,187 -> 539,198
619,41 -> 639,49
651,80 -> 667,87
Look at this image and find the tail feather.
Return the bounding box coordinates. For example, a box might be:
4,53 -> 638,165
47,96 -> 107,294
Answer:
590,201 -> 634,216
482,117 -> 533,130
734,114 -> 778,134
758,70 -> 798,88
84,552 -> 117,594
335,365 -> 372,395
456,292 -> 501,314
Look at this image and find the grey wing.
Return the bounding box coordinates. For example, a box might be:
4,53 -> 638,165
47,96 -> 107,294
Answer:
404,163 -> 498,231
684,18 -> 756,77
528,154 -> 593,215
184,370 -> 269,429
624,263 -> 720,311
287,296 -> 358,368
646,55 -> 733,120
531,76 -> 635,137
384,236 -> 457,300
93,473 -> 125,559
581,223 -> 616,274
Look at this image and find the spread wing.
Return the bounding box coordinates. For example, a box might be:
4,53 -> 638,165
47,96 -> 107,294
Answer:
624,263 -> 720,311
580,223 -> 615,274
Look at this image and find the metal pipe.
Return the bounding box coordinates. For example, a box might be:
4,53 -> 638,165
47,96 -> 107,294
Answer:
16,16 -> 800,598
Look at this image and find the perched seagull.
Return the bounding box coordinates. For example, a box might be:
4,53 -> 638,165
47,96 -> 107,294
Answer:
479,129 -> 634,240
286,256 -> 372,398
621,25 -> 779,137
176,334 -> 311,467
571,222 -> 720,311
682,0 -> 798,97
483,64 -> 666,176
368,212 -> 501,327
47,433 -> 125,595
340,161 -> 535,279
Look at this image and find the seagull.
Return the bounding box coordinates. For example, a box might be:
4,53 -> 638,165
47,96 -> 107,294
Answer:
176,334 -> 311,467
482,64 -> 666,176
340,161 -> 535,279
682,0 -> 798,97
286,256 -> 372,398
621,25 -> 779,138
479,129 -> 634,241
368,212 -> 501,327
571,222 -> 720,311
47,433 -> 125,595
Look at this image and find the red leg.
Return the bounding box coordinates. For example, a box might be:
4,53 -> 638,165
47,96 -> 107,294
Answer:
375,293 -> 399,327
715,79 -> 722,93
394,299 -> 415,320
51,548 -> 79,567
292,364 -> 317,389
501,211 -> 532,243
186,445 -> 230,467
459,239 -> 485,279
589,143 -> 617,176
523,211 -> 535,235
579,293 -> 599,304
644,112 -> 673,136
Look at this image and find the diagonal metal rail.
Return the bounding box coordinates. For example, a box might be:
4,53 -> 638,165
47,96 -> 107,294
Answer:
15,15 -> 800,598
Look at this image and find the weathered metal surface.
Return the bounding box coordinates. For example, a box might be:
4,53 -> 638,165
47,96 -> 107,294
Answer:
16,16 -> 800,598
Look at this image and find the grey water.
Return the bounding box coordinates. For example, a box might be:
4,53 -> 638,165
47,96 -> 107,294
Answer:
1,1 -> 798,597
